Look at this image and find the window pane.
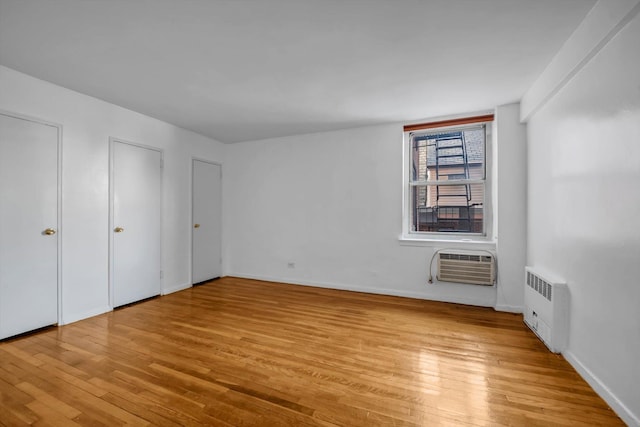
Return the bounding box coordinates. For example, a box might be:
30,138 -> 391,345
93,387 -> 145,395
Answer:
411,183 -> 484,233
411,127 -> 484,182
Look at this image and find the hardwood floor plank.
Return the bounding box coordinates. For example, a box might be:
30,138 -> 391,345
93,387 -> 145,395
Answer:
24,399 -> 83,427
88,377 -> 198,427
0,406 -> 34,427
0,344 -> 45,368
16,381 -> 82,419
0,277 -> 624,426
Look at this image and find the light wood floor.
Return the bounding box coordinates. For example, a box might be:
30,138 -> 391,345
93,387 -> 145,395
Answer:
0,277 -> 622,426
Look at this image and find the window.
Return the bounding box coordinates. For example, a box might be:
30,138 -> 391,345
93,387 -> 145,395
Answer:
404,115 -> 493,237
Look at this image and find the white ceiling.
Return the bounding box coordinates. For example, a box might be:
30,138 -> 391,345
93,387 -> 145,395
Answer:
0,0 -> 595,143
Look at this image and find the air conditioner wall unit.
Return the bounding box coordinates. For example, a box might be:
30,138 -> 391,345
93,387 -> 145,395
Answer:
436,250 -> 495,285
523,266 -> 569,353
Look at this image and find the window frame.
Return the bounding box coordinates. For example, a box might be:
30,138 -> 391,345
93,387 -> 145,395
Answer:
402,116 -> 494,241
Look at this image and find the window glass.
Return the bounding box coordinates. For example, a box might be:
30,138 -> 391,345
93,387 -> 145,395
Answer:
408,124 -> 486,234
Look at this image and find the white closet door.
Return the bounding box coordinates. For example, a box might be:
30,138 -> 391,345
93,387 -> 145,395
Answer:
0,113 -> 58,339
111,141 -> 162,307
192,160 -> 221,283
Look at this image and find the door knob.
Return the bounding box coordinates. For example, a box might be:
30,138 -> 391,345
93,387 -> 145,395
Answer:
44,228 -> 56,235
194,223 -> 200,228
114,227 -> 124,233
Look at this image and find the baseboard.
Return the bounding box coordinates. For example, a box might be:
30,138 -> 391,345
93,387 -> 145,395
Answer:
227,273 -> 496,308
563,350 -> 639,426
60,305 -> 112,326
162,282 -> 192,296
494,304 -> 523,313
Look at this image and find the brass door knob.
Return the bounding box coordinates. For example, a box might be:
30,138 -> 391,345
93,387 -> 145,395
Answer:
114,227 -> 124,233
44,228 -> 56,235
194,224 -> 200,229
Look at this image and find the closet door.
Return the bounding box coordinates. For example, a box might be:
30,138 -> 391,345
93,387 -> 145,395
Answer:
192,160 -> 222,283
111,140 -> 162,307
0,113 -> 59,339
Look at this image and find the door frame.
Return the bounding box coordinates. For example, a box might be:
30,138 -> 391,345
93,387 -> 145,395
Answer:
190,157 -> 222,285
108,137 -> 163,308
0,109 -> 63,325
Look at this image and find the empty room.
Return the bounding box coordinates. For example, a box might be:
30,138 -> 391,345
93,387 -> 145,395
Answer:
0,0 -> 638,425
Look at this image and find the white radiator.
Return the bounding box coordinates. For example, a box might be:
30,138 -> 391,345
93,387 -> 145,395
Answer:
437,250 -> 495,285
523,267 -> 569,353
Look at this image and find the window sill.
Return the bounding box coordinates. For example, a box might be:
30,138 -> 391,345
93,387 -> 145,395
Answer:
398,235 -> 496,249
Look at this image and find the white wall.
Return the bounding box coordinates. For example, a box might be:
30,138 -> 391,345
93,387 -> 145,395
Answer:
0,66 -> 225,324
522,2 -> 640,424
224,117 -> 526,309
494,104 -> 527,312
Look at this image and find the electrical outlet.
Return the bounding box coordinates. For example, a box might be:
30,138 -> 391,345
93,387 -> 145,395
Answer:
287,262 -> 295,269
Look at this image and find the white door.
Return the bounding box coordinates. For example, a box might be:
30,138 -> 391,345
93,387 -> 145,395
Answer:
192,160 -> 221,283
0,113 -> 58,339
111,141 -> 162,307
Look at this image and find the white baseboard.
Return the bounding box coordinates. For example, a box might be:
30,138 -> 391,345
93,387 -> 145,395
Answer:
162,282 -> 192,296
228,273 -> 496,308
494,304 -> 523,313
563,350 -> 639,427
60,305 -> 112,326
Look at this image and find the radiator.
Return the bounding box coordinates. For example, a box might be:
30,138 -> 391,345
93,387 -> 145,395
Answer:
523,267 -> 569,353
436,250 -> 495,285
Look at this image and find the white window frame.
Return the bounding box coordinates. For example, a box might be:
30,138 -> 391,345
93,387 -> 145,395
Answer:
401,118 -> 494,242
